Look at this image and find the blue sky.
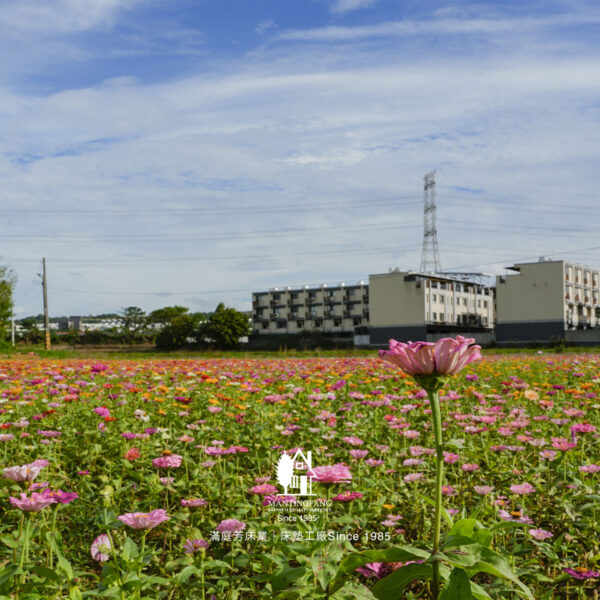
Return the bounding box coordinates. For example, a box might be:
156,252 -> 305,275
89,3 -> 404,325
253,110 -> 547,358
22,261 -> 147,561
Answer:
2,0 -> 600,317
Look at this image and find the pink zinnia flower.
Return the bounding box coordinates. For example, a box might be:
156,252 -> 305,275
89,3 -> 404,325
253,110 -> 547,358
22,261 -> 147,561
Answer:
184,538 -> 209,553
312,464 -> 352,484
333,491 -> 363,502
529,529 -> 553,541
3,464 -> 43,482
41,489 -> 78,504
474,485 -> 494,495
579,464 -> 600,474
510,483 -> 535,495
249,484 -> 278,495
379,336 -> 481,377
93,407 -> 111,418
403,472 -> 425,483
181,498 -> 207,507
90,534 -> 112,561
216,519 -> 246,533
462,463 -> 480,472
118,509 -> 170,530
564,567 -> 600,580
152,454 -> 182,468
9,492 -> 56,512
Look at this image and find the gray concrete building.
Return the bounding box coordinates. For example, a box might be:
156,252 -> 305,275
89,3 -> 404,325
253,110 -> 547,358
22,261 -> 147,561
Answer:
251,282 -> 369,335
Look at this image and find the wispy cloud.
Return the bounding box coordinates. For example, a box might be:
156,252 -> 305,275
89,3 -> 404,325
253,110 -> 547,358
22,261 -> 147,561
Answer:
329,0 -> 377,14
277,12 -> 600,42
0,0 -> 145,34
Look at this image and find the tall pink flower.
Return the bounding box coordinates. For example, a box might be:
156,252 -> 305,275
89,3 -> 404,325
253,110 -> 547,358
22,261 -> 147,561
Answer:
379,336 -> 481,377
9,492 -> 56,512
90,534 -> 112,561
312,463 -> 352,484
118,509 -> 170,529
3,464 -> 43,482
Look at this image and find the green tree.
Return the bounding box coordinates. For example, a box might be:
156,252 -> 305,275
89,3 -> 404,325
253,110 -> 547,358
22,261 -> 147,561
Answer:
155,311 -> 203,350
120,306 -> 147,342
200,303 -> 250,349
0,263 -> 16,342
148,305 -> 189,327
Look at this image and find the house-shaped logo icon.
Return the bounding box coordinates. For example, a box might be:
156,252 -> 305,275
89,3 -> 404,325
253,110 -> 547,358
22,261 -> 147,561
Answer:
276,449 -> 317,496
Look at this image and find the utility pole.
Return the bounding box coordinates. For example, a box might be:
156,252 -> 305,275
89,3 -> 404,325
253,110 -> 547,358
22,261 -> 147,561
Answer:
419,171 -> 442,274
42,258 -> 51,351
11,307 -> 15,348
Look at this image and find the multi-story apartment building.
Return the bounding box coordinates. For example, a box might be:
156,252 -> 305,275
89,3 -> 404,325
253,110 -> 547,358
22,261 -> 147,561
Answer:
368,270 -> 495,346
496,259 -> 600,343
252,282 -> 369,335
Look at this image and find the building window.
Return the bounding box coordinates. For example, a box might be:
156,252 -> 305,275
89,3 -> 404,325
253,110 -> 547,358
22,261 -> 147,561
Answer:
353,318 -> 362,326
277,322 -> 286,329
273,293 -> 280,301
483,301 -> 488,309
308,291 -> 317,298
456,298 -> 460,305
315,320 -> 322,327
462,298 -> 467,306
440,296 -> 445,305
440,282 -> 447,290
291,292 -> 299,299
433,312 -> 437,320
477,300 -> 481,308
431,281 -> 438,288
334,319 -> 341,326
296,320 -> 304,328
347,288 -> 355,296
262,322 -> 268,329
455,284 -> 462,292
432,294 -> 437,302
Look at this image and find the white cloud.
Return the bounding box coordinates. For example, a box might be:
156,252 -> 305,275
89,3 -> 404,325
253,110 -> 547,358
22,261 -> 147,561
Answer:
0,0 -> 144,33
329,0 -> 377,14
277,12 -> 600,42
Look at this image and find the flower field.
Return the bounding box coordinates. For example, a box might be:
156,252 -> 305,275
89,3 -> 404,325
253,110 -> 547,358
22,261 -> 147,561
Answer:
0,353 -> 599,599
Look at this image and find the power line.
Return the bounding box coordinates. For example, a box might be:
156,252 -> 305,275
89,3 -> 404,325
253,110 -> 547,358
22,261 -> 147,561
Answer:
0,195 -> 421,216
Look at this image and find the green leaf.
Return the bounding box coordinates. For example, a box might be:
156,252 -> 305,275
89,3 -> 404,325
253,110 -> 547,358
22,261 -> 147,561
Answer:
31,566 -> 61,582
445,439 -> 465,449
449,519 -> 478,539
272,567 -> 308,592
418,495 -> 454,527
122,537 -> 139,561
174,566 -> 199,585
372,563 -> 434,600
0,565 -> 21,586
333,582 -> 379,599
0,535 -> 18,549
439,568 -> 472,600
329,547 -> 428,593
469,581 -> 493,600
467,548 -> 534,600
202,560 -> 233,571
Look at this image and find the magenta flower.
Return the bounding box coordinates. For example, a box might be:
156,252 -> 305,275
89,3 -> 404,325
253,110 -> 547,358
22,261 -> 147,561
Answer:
379,336 -> 481,377
152,454 -> 182,468
564,568 -> 600,580
184,538 -> 209,554
9,492 -> 56,512
181,498 -> 208,507
41,489 -> 79,504
216,519 -> 246,533
474,485 -> 494,495
93,406 -> 111,418
118,509 -> 170,530
332,491 -> 363,502
90,534 -> 112,561
312,463 -> 352,484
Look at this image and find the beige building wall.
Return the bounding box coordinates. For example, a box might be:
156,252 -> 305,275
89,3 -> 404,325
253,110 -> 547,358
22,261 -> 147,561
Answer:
369,272 -> 425,326
496,261 -> 565,323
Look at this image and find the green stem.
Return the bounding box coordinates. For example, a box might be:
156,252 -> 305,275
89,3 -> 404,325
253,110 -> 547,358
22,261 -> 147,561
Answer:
429,389 -> 444,600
